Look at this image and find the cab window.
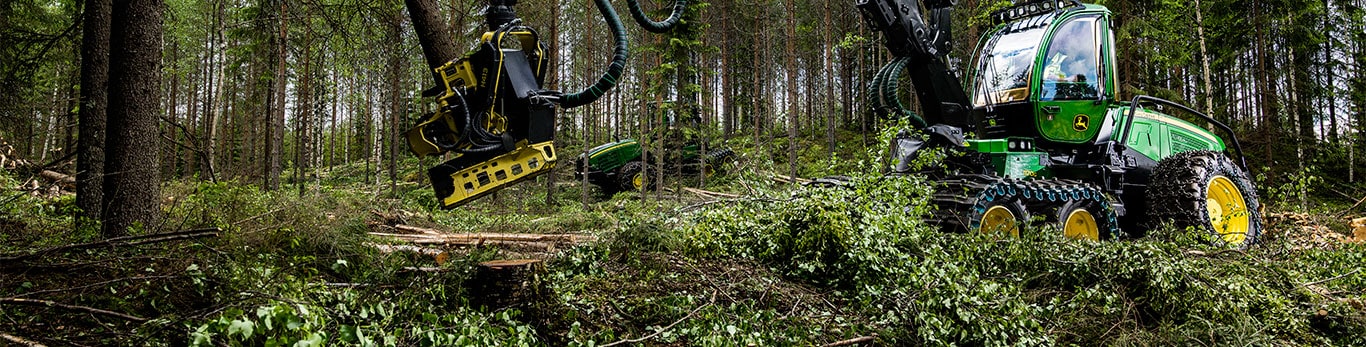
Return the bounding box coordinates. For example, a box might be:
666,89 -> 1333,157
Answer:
1040,16 -> 1100,101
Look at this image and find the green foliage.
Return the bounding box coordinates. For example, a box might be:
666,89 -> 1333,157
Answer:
1258,164 -> 1324,212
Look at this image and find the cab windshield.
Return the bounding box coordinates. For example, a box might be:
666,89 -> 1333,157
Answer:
974,27 -> 1046,106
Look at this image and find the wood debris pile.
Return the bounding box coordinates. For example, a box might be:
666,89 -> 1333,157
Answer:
1265,212 -> 1359,249
2,140 -> 75,198
0,141 -> 29,170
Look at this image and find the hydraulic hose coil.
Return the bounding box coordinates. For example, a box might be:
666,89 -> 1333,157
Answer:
559,0 -> 687,109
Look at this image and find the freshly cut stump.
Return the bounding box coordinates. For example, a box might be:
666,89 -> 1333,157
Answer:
471,259 -> 547,309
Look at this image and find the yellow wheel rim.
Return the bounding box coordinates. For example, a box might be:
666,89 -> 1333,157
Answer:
1206,176 -> 1250,245
701,164 -> 714,178
1062,209 -> 1100,241
632,173 -> 646,190
980,205 -> 1020,238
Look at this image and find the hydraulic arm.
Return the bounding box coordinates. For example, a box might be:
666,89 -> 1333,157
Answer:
404,0 -> 685,209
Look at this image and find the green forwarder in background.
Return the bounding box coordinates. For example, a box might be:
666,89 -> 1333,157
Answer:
574,138 -> 733,193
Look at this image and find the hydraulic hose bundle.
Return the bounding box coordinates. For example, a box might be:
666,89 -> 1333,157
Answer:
869,57 -> 928,128
560,0 -> 687,108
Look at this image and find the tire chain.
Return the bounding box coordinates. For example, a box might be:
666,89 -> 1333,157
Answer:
929,174 -> 1122,238
704,148 -> 735,163
1146,150 -> 1262,246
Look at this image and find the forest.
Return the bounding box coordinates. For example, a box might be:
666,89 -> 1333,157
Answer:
1,0 -> 1365,345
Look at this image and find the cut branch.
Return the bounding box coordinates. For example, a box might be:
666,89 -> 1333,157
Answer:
0,227 -> 221,262
0,298 -> 147,322
600,291 -> 716,347
0,332 -> 46,347
821,335 -> 878,347
1300,269 -> 1363,288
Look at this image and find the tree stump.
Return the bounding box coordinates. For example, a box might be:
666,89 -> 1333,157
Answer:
1352,217 -> 1366,242
470,259 -> 547,310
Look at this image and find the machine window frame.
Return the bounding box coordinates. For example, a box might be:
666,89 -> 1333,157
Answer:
1038,15 -> 1102,101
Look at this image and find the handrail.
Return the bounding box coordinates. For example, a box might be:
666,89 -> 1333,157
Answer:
1118,95 -> 1249,171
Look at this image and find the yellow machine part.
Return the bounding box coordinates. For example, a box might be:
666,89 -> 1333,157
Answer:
405,113 -> 452,157
436,141 -> 557,209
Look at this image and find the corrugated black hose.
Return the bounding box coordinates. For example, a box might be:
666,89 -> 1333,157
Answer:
557,0 -> 630,109
627,0 -> 687,33
559,0 -> 686,109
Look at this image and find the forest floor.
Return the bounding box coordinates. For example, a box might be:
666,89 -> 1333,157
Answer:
3,140 -> 1366,346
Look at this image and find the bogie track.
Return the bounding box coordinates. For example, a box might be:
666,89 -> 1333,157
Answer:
929,174 -> 1122,239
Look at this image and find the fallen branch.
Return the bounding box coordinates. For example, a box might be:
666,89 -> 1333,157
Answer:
388,237 -> 557,251
0,332 -> 46,347
38,151 -> 77,170
600,291 -> 716,347
683,187 -> 741,199
678,197 -> 792,212
0,227 -> 221,262
1300,269 -> 1363,288
0,298 -> 147,322
1337,194 -> 1366,219
822,335 -> 878,347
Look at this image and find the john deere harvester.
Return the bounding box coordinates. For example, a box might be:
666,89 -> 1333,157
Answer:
856,0 -> 1263,247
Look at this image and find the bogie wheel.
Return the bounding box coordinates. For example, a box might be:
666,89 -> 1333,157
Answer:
616,161 -> 655,192
1148,150 -> 1263,248
1053,199 -> 1116,241
700,163 -> 715,178
974,198 -> 1030,238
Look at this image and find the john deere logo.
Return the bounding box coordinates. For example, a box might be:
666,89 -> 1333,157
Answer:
1073,115 -> 1090,131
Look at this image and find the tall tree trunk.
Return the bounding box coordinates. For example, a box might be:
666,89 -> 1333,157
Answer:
823,1 -> 835,157
265,0 -> 288,190
1194,0 -> 1213,116
77,0 -> 111,224
404,0 -> 458,91
164,42 -> 180,179
785,0 -> 797,179
387,11 -> 404,197
102,0 -> 164,237
297,26 -> 313,196
544,1 -> 560,206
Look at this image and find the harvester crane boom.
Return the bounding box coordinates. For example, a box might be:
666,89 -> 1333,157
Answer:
857,0 -> 974,129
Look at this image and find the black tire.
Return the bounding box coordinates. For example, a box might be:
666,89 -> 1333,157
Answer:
616,161 -> 655,192
1052,199 -> 1117,241
705,148 -> 735,163
1147,150 -> 1263,248
972,198 -> 1030,237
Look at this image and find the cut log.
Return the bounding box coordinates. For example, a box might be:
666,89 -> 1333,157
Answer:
471,259 -> 547,309
376,227 -> 597,244
370,234 -> 559,252
772,174 -> 811,184
39,170 -> 75,189
368,243 -> 450,264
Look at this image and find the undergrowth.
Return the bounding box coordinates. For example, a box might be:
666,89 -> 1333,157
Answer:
2,129 -> 1365,345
